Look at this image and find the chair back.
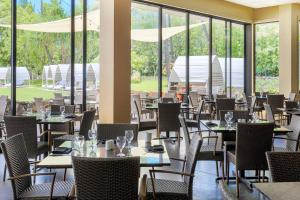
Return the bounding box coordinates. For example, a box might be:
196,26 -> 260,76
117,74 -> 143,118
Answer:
215,94 -> 227,99
34,97 -> 44,111
158,103 -> 181,132
194,100 -> 205,122
160,97 -> 174,103
235,123 -> 274,170
164,91 -> 176,99
264,104 -> 275,123
4,116 -> 38,159
286,115 -> 300,151
51,105 -> 75,115
79,109 -> 96,139
250,96 -> 257,115
97,123 -> 138,143
52,98 -> 64,106
266,152 -> 300,182
285,101 -> 298,109
216,98 -> 235,120
0,95 -> 8,116
288,92 -> 296,101
72,156 -> 140,200
255,92 -> 269,97
183,134 -> 202,197
219,110 -> 250,123
54,92 -> 63,99
0,134 -> 31,199
179,115 -> 191,154
188,92 -> 199,107
267,94 -> 284,113
132,94 -> 142,116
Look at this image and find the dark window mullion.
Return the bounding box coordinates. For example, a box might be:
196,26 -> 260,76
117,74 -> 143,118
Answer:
11,0 -> 17,115
158,7 -> 162,98
70,0 -> 75,105
185,12 -> 190,102
82,0 -> 87,111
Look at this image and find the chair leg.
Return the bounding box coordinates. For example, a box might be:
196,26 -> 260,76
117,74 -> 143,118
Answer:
221,161 -> 225,181
236,169 -> 239,198
3,164 -> 6,182
226,159 -> 230,184
215,161 -> 219,177
64,168 -> 67,181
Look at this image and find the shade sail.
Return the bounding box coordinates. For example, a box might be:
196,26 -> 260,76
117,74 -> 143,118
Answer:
0,8 -> 206,42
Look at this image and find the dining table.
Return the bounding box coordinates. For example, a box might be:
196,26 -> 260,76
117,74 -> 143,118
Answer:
37,139 -> 171,170
253,182 -> 300,200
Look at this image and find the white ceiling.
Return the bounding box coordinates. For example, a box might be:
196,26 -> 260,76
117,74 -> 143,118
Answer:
226,0 -> 300,8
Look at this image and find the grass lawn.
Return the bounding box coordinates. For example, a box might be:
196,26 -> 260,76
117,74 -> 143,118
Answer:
131,76 -> 168,93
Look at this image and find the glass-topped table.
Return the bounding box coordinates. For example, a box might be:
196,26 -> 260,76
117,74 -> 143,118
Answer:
254,182 -> 300,200
37,140 -> 171,169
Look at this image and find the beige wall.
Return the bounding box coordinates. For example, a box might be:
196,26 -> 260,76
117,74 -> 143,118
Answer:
253,6 -> 279,23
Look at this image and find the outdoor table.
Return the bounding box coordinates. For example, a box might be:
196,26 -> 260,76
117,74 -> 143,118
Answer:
145,103 -> 194,111
37,139 -> 171,169
254,182 -> 300,200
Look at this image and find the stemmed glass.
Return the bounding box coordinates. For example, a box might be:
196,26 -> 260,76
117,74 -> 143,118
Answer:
116,136 -> 126,157
78,135 -> 85,153
60,106 -> 65,116
225,111 -> 233,128
125,130 -> 134,150
88,129 -> 97,148
224,113 -> 230,128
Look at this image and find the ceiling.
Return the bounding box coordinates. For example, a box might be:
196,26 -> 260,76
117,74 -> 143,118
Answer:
226,0 -> 300,8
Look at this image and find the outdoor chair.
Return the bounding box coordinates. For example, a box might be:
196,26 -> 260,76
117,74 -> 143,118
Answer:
288,92 -> 296,101
158,103 -> 181,139
0,133 -> 73,199
226,123 -> 274,197
266,151 -> 300,182
249,96 -> 263,116
140,134 -> 202,200
272,115 -> 300,152
267,94 -> 284,117
185,100 -> 211,128
132,99 -> 156,132
264,103 -> 280,125
215,98 -> 235,120
179,115 -> 224,179
188,92 -> 199,107
33,97 -> 45,112
52,98 -> 64,106
131,94 -> 152,119
219,110 -> 250,123
72,156 -> 140,200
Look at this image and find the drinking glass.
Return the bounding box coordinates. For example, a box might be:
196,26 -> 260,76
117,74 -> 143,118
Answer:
116,136 -> 126,157
252,112 -> 259,122
78,135 -> 85,152
125,130 -> 134,149
224,113 -> 230,127
88,129 -> 97,147
60,106 -> 65,116
260,91 -> 263,97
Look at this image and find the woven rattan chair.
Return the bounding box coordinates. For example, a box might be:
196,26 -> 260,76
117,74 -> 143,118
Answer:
72,156 -> 140,200
267,94 -> 284,116
226,123 -> 274,197
97,123 -> 138,143
288,92 -> 296,101
132,94 -> 152,118
185,100 -> 211,128
249,96 -> 263,116
133,100 -> 156,131
188,92 -> 199,107
266,151 -> 300,182
179,115 -> 224,179
142,134 -> 202,200
264,103 -> 277,124
33,97 -> 45,112
53,109 -> 96,147
219,110 -> 250,122
0,95 -> 7,138
158,103 -> 181,139
272,115 -> 300,152
0,133 -> 73,199
54,92 -> 63,99
215,98 -> 235,120
52,98 -> 65,106
161,97 -> 175,103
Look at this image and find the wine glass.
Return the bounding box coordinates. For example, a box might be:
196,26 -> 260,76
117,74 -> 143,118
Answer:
60,106 -> 65,116
116,136 -> 126,157
125,130 -> 134,150
78,135 -> 85,153
224,113 -> 230,127
227,111 -> 233,127
88,129 -> 97,147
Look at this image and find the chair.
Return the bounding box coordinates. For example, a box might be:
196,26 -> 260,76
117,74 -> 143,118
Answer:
161,97 -> 175,103
52,98 -> 64,106
215,98 -> 235,120
158,103 -> 181,139
185,100 -> 211,128
266,152 -> 300,182
97,123 -> 138,143
226,123 -> 274,197
215,94 -> 227,99
142,134 -> 202,200
132,94 -> 152,118
132,100 -> 156,131
50,104 -> 75,115
179,115 -> 224,179
219,110 -> 250,122
267,94 -> 284,116
72,156 -> 140,200
54,92 -> 63,99
53,109 -> 96,147
285,101 -> 298,109
188,92 -> 199,107
0,133 -> 73,199
33,97 -> 44,112
0,95 -> 7,138
273,115 -> 300,152
249,96 -> 263,116
288,92 -> 296,101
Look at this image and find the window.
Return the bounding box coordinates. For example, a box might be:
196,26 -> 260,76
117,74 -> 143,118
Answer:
255,22 -> 279,94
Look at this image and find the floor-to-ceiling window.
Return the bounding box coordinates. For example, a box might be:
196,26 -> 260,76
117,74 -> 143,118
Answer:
131,3 -> 159,98
255,22 -> 279,94
0,0 -> 11,101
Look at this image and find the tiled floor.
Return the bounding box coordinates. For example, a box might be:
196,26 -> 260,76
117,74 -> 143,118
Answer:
0,130 -> 275,200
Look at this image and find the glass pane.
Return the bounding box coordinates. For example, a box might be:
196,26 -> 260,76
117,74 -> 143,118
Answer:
212,19 -> 226,96
162,9 -> 186,101
131,3 -> 159,98
231,23 -> 244,97
189,14 -> 209,95
0,0 -> 11,106
255,22 -> 279,94
16,0 -> 71,112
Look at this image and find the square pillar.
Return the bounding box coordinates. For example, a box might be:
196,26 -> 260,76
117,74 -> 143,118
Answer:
99,0 -> 131,123
279,4 -> 299,96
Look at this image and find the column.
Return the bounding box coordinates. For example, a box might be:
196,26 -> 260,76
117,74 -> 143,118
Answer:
99,0 -> 131,123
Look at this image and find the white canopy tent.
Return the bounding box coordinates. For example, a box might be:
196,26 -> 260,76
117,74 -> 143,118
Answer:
5,67 -> 31,86
218,58 -> 244,89
0,67 -> 9,85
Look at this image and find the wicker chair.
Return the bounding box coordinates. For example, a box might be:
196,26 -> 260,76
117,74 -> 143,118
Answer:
188,92 -> 199,107
266,151 -> 300,182
53,109 -> 96,147
264,103 -> 277,124
72,156 -> 140,200
267,94 -> 284,116
161,97 -> 175,103
54,92 -> 63,99
226,123 -> 274,197
273,115 -> 300,152
215,98 -> 235,120
132,94 -> 152,118
158,103 -> 181,139
185,100 -> 211,128
0,133 -> 73,199
52,98 -> 65,106
179,115 -> 224,179
133,100 -> 156,132
142,134 -> 202,200
97,123 -> 138,143
249,96 -> 263,116
288,92 -> 296,101
33,97 -> 44,112
0,95 -> 7,137
219,110 -> 250,122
